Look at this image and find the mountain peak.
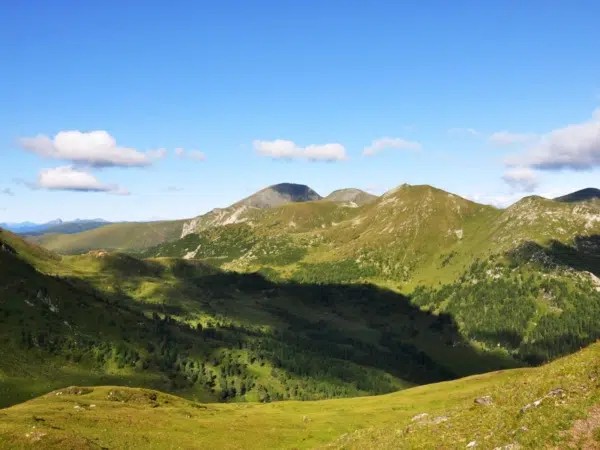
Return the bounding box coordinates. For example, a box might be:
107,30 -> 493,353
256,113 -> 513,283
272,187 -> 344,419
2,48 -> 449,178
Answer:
323,188 -> 377,206
237,183 -> 322,209
554,188 -> 600,203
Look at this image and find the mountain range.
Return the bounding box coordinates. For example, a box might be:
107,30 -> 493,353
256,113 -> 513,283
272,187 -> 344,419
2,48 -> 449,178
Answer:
554,187 -> 600,203
0,218 -> 110,235
1,182 -> 600,448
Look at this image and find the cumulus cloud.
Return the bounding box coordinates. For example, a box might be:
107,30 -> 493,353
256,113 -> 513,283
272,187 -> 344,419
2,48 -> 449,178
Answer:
362,137 -> 421,156
506,109 -> 600,170
489,131 -> 537,147
364,184 -> 388,195
502,167 -> 539,193
18,130 -> 155,168
1,188 -> 14,196
147,148 -> 168,160
175,148 -> 206,161
253,139 -> 347,162
448,128 -> 481,137
448,127 -> 537,147
465,192 -> 525,208
30,166 -> 129,194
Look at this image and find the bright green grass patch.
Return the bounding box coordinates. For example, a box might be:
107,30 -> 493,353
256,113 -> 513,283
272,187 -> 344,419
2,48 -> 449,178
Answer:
1,342 -> 599,449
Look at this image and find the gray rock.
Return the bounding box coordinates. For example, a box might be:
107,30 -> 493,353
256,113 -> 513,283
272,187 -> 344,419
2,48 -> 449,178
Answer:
431,416 -> 449,424
411,413 -> 429,422
474,396 -> 493,406
547,388 -> 565,397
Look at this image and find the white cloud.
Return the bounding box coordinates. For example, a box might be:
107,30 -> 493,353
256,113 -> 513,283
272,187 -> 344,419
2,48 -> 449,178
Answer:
448,128 -> 481,137
502,167 -> 539,193
187,150 -> 206,161
488,131 -> 537,147
33,166 -> 129,194
448,127 -> 537,147
364,184 -> 388,195
1,188 -> 14,196
165,186 -> 184,192
362,137 -> 421,156
506,109 -> 600,170
465,192 -> 526,208
175,148 -> 206,161
147,148 -> 168,160
253,139 -> 347,161
18,130 -> 155,168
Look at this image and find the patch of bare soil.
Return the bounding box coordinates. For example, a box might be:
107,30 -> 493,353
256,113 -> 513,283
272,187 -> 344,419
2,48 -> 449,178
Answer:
563,405 -> 600,449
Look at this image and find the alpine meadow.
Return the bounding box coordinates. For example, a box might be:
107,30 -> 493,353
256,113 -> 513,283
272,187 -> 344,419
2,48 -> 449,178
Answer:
2,1 -> 600,449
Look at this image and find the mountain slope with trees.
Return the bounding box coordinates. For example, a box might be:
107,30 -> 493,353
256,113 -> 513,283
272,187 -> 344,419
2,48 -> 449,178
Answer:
2,228 -> 519,410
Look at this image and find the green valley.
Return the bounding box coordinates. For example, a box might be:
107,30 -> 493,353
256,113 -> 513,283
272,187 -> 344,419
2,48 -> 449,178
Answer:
3,182 -> 600,449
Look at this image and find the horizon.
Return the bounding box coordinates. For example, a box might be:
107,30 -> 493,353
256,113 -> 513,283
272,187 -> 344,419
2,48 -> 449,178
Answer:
2,1 -> 600,222
2,181 -> 594,225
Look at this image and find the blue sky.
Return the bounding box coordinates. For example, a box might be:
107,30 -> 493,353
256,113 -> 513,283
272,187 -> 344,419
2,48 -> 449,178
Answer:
1,0 -> 600,222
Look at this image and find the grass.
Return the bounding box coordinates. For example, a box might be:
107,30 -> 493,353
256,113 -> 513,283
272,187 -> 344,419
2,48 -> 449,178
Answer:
4,185 -> 600,448
1,341 -> 599,449
28,220 -> 187,254
5,228 -> 521,411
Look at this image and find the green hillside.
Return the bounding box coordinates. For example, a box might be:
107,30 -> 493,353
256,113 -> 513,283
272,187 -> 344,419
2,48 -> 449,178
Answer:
322,188 -> 378,206
141,185 -> 600,286
136,185 -> 600,366
1,228 -> 522,411
29,220 -> 187,254
4,184 -> 600,449
21,220 -> 109,237
1,341 -> 599,449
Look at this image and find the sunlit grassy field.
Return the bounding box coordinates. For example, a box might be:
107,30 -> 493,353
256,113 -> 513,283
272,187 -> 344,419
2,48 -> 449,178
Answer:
1,341 -> 599,449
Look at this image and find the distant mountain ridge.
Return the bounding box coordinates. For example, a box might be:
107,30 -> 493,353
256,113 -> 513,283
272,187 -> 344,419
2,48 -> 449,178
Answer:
554,188 -> 600,203
21,185 -> 600,258
237,183 -> 322,208
141,183 -> 600,286
0,218 -> 109,234
323,188 -> 378,206
181,183 -> 322,237
22,219 -> 111,236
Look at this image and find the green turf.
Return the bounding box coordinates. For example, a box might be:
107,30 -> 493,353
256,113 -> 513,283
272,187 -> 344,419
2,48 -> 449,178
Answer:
0,341 -> 598,449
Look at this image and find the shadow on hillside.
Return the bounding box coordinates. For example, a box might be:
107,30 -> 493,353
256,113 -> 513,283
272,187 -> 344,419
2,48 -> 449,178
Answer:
85,256 -> 521,382
2,244 -> 527,408
508,235 -> 600,276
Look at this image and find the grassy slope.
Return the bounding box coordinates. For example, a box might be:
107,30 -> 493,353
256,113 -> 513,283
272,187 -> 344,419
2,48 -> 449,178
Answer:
29,220 -> 187,254
142,185 -> 502,279
142,185 -> 600,289
1,341 -> 599,449
322,188 -> 378,206
135,186 -> 600,371
3,228 -> 522,412
21,220 -> 109,237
